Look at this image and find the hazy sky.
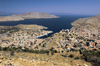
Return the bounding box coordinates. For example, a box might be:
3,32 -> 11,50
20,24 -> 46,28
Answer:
0,0 -> 100,15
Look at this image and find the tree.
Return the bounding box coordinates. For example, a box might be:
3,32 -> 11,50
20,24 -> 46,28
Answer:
22,47 -> 29,52
39,43 -> 41,46
3,47 -> 8,51
61,50 -> 64,53
10,51 -> 14,56
35,46 -> 38,49
13,47 -> 17,51
79,49 -> 82,54
30,42 -> 33,45
50,47 -> 54,51
42,44 -> 45,47
53,50 -> 57,53
75,56 -> 79,60
18,46 -> 22,49
95,42 -> 97,46
71,49 -> 75,52
0,46 -> 2,51
47,52 -> 49,55
51,51 -> 54,55
73,45 -> 77,47
16,49 -> 21,53
69,54 -> 74,58
86,42 -> 89,46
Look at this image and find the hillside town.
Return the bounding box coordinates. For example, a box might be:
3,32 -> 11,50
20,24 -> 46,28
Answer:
0,25 -> 100,52
0,24 -> 52,50
38,29 -> 100,51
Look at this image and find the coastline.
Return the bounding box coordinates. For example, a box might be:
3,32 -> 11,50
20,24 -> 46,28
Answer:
0,17 -> 59,22
36,31 -> 53,39
0,15 -> 91,39
0,12 -> 59,22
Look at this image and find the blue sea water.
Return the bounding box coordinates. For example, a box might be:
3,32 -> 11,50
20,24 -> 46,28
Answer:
0,15 -> 93,38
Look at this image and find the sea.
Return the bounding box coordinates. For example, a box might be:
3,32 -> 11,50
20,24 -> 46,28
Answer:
0,15 -> 93,38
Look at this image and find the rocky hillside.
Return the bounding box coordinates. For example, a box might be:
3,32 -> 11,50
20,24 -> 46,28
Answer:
70,15 -> 100,35
0,24 -> 47,30
0,12 -> 58,22
0,51 -> 91,66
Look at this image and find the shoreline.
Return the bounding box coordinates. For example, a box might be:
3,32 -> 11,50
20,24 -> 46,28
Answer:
0,17 -> 59,22
0,12 -> 59,22
35,31 -> 53,39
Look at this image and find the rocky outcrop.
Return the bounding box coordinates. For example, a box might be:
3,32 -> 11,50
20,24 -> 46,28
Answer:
0,12 -> 59,22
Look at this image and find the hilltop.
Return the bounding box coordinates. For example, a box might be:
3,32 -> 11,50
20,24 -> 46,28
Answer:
70,15 -> 100,36
0,12 -> 58,22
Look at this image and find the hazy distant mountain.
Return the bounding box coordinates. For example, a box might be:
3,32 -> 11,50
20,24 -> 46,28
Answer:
0,12 -> 16,16
0,12 -> 59,22
49,13 -> 74,15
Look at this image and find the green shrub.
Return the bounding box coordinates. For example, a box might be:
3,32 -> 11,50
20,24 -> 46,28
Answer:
10,51 -> 14,56
75,56 -> 79,60
69,54 -> 74,58
51,51 -> 54,55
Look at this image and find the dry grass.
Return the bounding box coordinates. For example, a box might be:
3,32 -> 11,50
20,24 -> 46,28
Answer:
0,51 -> 91,66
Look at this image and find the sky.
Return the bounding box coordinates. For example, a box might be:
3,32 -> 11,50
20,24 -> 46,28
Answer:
0,0 -> 100,15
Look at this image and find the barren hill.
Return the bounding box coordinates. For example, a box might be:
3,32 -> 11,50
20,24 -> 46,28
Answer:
0,12 -> 59,22
70,15 -> 100,36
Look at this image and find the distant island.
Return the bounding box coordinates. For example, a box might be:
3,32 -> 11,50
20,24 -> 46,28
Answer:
0,12 -> 59,22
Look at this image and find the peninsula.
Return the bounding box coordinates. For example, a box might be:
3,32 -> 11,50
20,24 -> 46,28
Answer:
70,15 -> 100,38
0,12 -> 58,22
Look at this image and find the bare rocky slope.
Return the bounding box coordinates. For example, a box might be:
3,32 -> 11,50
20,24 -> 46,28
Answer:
70,15 -> 100,35
0,12 -> 58,22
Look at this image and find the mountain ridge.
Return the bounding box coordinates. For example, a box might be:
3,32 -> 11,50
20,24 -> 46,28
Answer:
0,12 -> 59,22
70,14 -> 100,36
